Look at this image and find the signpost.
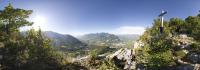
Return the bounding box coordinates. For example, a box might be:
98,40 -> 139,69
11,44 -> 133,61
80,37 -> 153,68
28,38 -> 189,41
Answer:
158,10 -> 167,34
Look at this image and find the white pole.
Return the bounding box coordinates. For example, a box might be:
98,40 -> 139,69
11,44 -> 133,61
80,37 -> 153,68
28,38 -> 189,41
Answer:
161,10 -> 164,27
161,16 -> 163,27
159,10 -> 167,34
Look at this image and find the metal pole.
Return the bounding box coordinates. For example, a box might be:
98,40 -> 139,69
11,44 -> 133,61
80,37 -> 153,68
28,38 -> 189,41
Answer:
159,10 -> 167,34
160,11 -> 164,34
161,15 -> 164,27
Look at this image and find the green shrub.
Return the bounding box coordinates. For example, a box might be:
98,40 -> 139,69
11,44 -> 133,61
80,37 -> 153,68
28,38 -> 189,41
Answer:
190,43 -> 200,52
98,60 -> 119,70
147,50 -> 176,69
175,50 -> 187,59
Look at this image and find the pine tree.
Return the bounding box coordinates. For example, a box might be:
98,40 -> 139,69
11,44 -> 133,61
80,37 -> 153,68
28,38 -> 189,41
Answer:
0,4 -> 67,70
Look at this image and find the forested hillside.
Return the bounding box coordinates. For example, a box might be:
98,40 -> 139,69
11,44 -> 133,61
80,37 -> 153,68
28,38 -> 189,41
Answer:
79,33 -> 122,47
43,31 -> 87,51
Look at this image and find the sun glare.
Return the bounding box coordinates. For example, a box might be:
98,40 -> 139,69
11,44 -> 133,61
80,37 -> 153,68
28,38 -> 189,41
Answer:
32,15 -> 47,29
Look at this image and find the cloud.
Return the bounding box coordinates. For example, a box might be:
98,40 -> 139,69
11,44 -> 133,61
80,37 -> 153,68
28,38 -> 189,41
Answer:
66,32 -> 90,36
111,26 -> 146,35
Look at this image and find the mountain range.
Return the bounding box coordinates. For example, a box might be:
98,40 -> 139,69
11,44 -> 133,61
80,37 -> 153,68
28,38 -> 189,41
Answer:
78,33 -> 121,46
42,31 -> 140,50
43,31 -> 86,51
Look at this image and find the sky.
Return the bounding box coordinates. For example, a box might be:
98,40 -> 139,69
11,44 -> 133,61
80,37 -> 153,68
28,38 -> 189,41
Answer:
0,0 -> 200,36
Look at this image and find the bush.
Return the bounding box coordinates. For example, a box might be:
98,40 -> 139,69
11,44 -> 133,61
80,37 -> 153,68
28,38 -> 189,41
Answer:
147,50 -> 176,69
98,60 -> 120,70
190,43 -> 200,52
175,50 -> 187,59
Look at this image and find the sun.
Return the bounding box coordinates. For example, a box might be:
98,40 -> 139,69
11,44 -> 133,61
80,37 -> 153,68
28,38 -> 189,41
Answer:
32,15 -> 47,29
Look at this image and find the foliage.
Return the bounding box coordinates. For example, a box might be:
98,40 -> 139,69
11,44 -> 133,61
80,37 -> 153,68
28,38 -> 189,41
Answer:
0,4 -> 77,70
169,18 -> 185,34
135,45 -> 150,64
175,50 -> 187,59
147,50 -> 176,69
98,60 -> 120,70
22,29 -> 66,70
62,63 -> 88,70
138,13 -> 200,69
0,4 -> 33,70
87,49 -> 99,68
85,49 -> 119,70
190,43 -> 200,52
2,3 -> 200,70
0,3 -> 33,34
137,19 -> 175,69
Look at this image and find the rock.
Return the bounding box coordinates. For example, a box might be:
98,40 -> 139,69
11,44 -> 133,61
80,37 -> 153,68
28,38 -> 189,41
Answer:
183,50 -> 189,54
194,64 -> 200,70
0,55 -> 2,60
134,40 -> 144,49
172,34 -> 195,50
175,64 -> 200,70
177,59 -> 190,65
106,48 -> 136,70
187,53 -> 200,63
176,64 -> 194,70
0,42 -> 4,48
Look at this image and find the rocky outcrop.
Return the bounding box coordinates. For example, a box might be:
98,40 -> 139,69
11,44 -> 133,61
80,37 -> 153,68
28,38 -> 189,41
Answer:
171,34 -> 200,70
0,42 -> 4,48
175,64 -> 200,70
106,48 -> 136,70
194,64 -> 200,70
172,34 -> 200,63
172,34 -> 195,49
76,34 -> 200,70
187,53 -> 200,63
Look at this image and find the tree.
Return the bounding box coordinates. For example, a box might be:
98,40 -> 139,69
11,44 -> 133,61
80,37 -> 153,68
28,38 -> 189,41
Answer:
0,4 -> 67,70
137,13 -> 200,69
137,19 -> 175,69
22,29 -> 66,70
0,4 -> 33,70
0,3 -> 33,34
169,18 -> 185,34
184,15 -> 200,41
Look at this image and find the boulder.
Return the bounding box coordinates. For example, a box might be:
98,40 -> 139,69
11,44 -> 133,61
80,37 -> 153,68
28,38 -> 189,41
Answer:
194,64 -> 200,70
187,53 -> 200,63
175,64 -> 200,70
0,42 -> 4,48
172,34 -> 194,49
176,64 -> 194,70
106,48 -> 136,70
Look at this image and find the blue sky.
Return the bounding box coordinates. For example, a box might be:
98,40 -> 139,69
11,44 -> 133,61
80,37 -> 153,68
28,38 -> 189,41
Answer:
1,0 -> 200,35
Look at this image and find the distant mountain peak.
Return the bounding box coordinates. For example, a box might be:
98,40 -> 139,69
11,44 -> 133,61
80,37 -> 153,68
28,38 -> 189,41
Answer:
43,31 -> 86,51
